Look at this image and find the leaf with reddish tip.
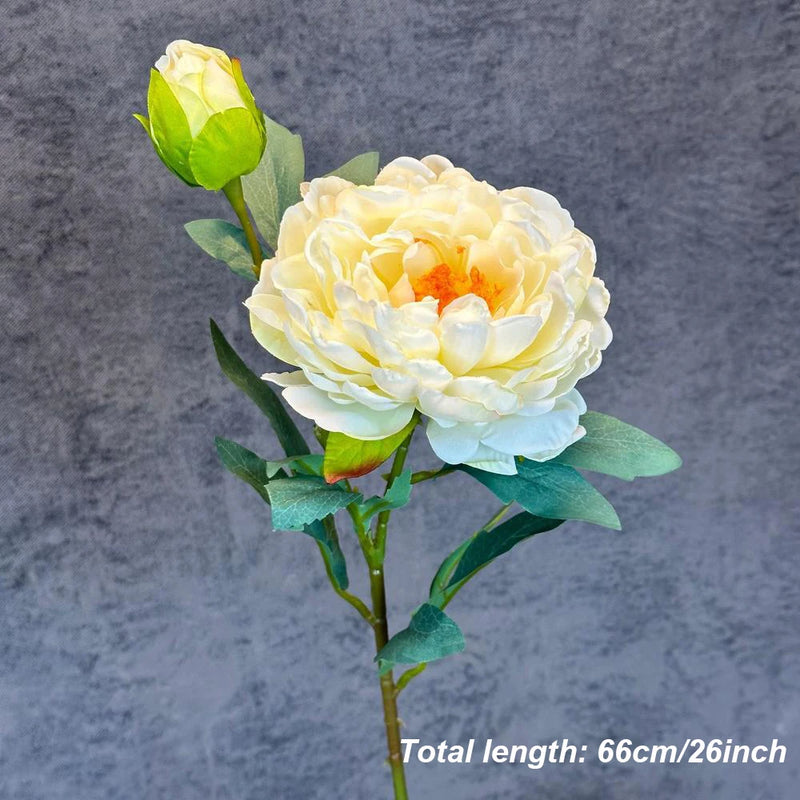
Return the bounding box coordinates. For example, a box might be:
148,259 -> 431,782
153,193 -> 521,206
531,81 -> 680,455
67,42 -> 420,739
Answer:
323,418 -> 417,483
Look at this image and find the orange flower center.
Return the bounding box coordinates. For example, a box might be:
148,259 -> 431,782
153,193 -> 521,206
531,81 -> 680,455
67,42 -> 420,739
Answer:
412,262 -> 503,314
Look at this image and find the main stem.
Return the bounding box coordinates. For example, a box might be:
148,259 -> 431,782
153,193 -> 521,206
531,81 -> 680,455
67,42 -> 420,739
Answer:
370,565 -> 408,800
222,177 -> 263,277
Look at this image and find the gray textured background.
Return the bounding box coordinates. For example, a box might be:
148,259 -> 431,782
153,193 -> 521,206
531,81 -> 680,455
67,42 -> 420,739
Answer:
2,0 -> 798,797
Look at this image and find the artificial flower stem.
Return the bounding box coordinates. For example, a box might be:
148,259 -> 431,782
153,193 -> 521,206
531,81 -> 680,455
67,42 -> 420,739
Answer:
222,177 -> 263,277
369,565 -> 409,800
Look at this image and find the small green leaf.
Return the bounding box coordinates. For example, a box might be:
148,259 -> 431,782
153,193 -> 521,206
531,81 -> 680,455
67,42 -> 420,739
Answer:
189,108 -> 265,191
325,151 -> 380,185
215,438 -> 348,589
462,461 -> 621,530
323,416 -> 417,483
242,148 -> 280,250
263,115 -> 305,217
267,476 -> 361,531
447,513 -> 562,589
185,219 -> 255,280
376,604 -> 465,668
358,468 -> 413,521
554,411 -> 682,480
210,319 -> 310,458
305,518 -> 349,590
215,437 -> 271,503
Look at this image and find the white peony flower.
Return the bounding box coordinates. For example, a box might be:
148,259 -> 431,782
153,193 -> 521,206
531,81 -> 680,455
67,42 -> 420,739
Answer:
245,155 -> 612,475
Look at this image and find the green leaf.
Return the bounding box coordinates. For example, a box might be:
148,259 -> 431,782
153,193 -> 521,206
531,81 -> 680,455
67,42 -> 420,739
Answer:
263,115 -> 305,216
264,454 -> 324,479
323,416 -> 417,483
241,141 -> 280,249
215,438 -> 348,589
554,411 -> 682,481
241,114 -> 304,250
305,518 -> 349,590
325,151 -> 380,185
215,437 -> 271,503
189,108 -> 266,191
146,68 -> 196,186
377,604 -> 465,668
210,319 -> 309,457
185,219 -> 255,280
267,475 -> 361,530
358,468 -> 412,521
462,461 -> 621,530
447,513 -> 562,589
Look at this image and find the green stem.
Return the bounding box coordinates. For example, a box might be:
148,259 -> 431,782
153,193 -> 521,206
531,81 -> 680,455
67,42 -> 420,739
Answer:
222,177 -> 263,277
374,424 -> 417,561
370,565 -> 409,800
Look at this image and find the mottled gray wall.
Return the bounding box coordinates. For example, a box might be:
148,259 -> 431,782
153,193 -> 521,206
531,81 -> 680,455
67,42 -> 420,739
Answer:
1,0 -> 798,798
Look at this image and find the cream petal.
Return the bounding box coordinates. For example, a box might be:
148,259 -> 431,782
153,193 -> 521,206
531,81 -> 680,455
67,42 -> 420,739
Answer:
261,370 -> 309,387
282,385 -> 415,439
437,295 -> 490,375
475,315 -> 543,369
425,419 -> 483,464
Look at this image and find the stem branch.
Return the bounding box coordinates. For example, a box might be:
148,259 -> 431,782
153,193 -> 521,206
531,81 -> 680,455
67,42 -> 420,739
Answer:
222,177 -> 263,277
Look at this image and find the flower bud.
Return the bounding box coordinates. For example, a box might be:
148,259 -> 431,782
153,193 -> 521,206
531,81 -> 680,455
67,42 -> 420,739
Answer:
134,40 -> 266,191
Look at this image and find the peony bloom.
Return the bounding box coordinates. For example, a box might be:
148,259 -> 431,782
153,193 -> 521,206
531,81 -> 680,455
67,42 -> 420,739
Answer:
135,40 -> 266,190
246,156 -> 612,475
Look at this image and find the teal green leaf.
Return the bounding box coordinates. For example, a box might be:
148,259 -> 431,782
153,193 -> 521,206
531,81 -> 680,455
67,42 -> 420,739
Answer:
358,468 -> 412,521
447,513 -> 562,588
241,141 -> 280,249
554,411 -> 682,480
145,68 -> 196,186
263,115 -> 305,216
215,438 -> 348,589
325,151 -> 380,185
376,604 -> 465,668
189,108 -> 265,191
184,219 -> 255,280
267,476 -> 361,531
305,518 -> 349,590
323,416 -> 417,482
462,461 -> 621,530
215,437 -> 271,503
241,114 -> 304,250
209,319 -> 309,457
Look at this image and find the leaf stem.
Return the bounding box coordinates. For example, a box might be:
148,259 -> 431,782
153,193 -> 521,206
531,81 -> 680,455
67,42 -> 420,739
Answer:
394,663 -> 427,696
222,177 -> 263,277
409,465 -> 456,484
316,539 -> 376,626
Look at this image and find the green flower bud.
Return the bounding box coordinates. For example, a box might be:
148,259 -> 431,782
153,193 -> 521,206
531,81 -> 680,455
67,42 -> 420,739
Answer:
134,40 -> 267,191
